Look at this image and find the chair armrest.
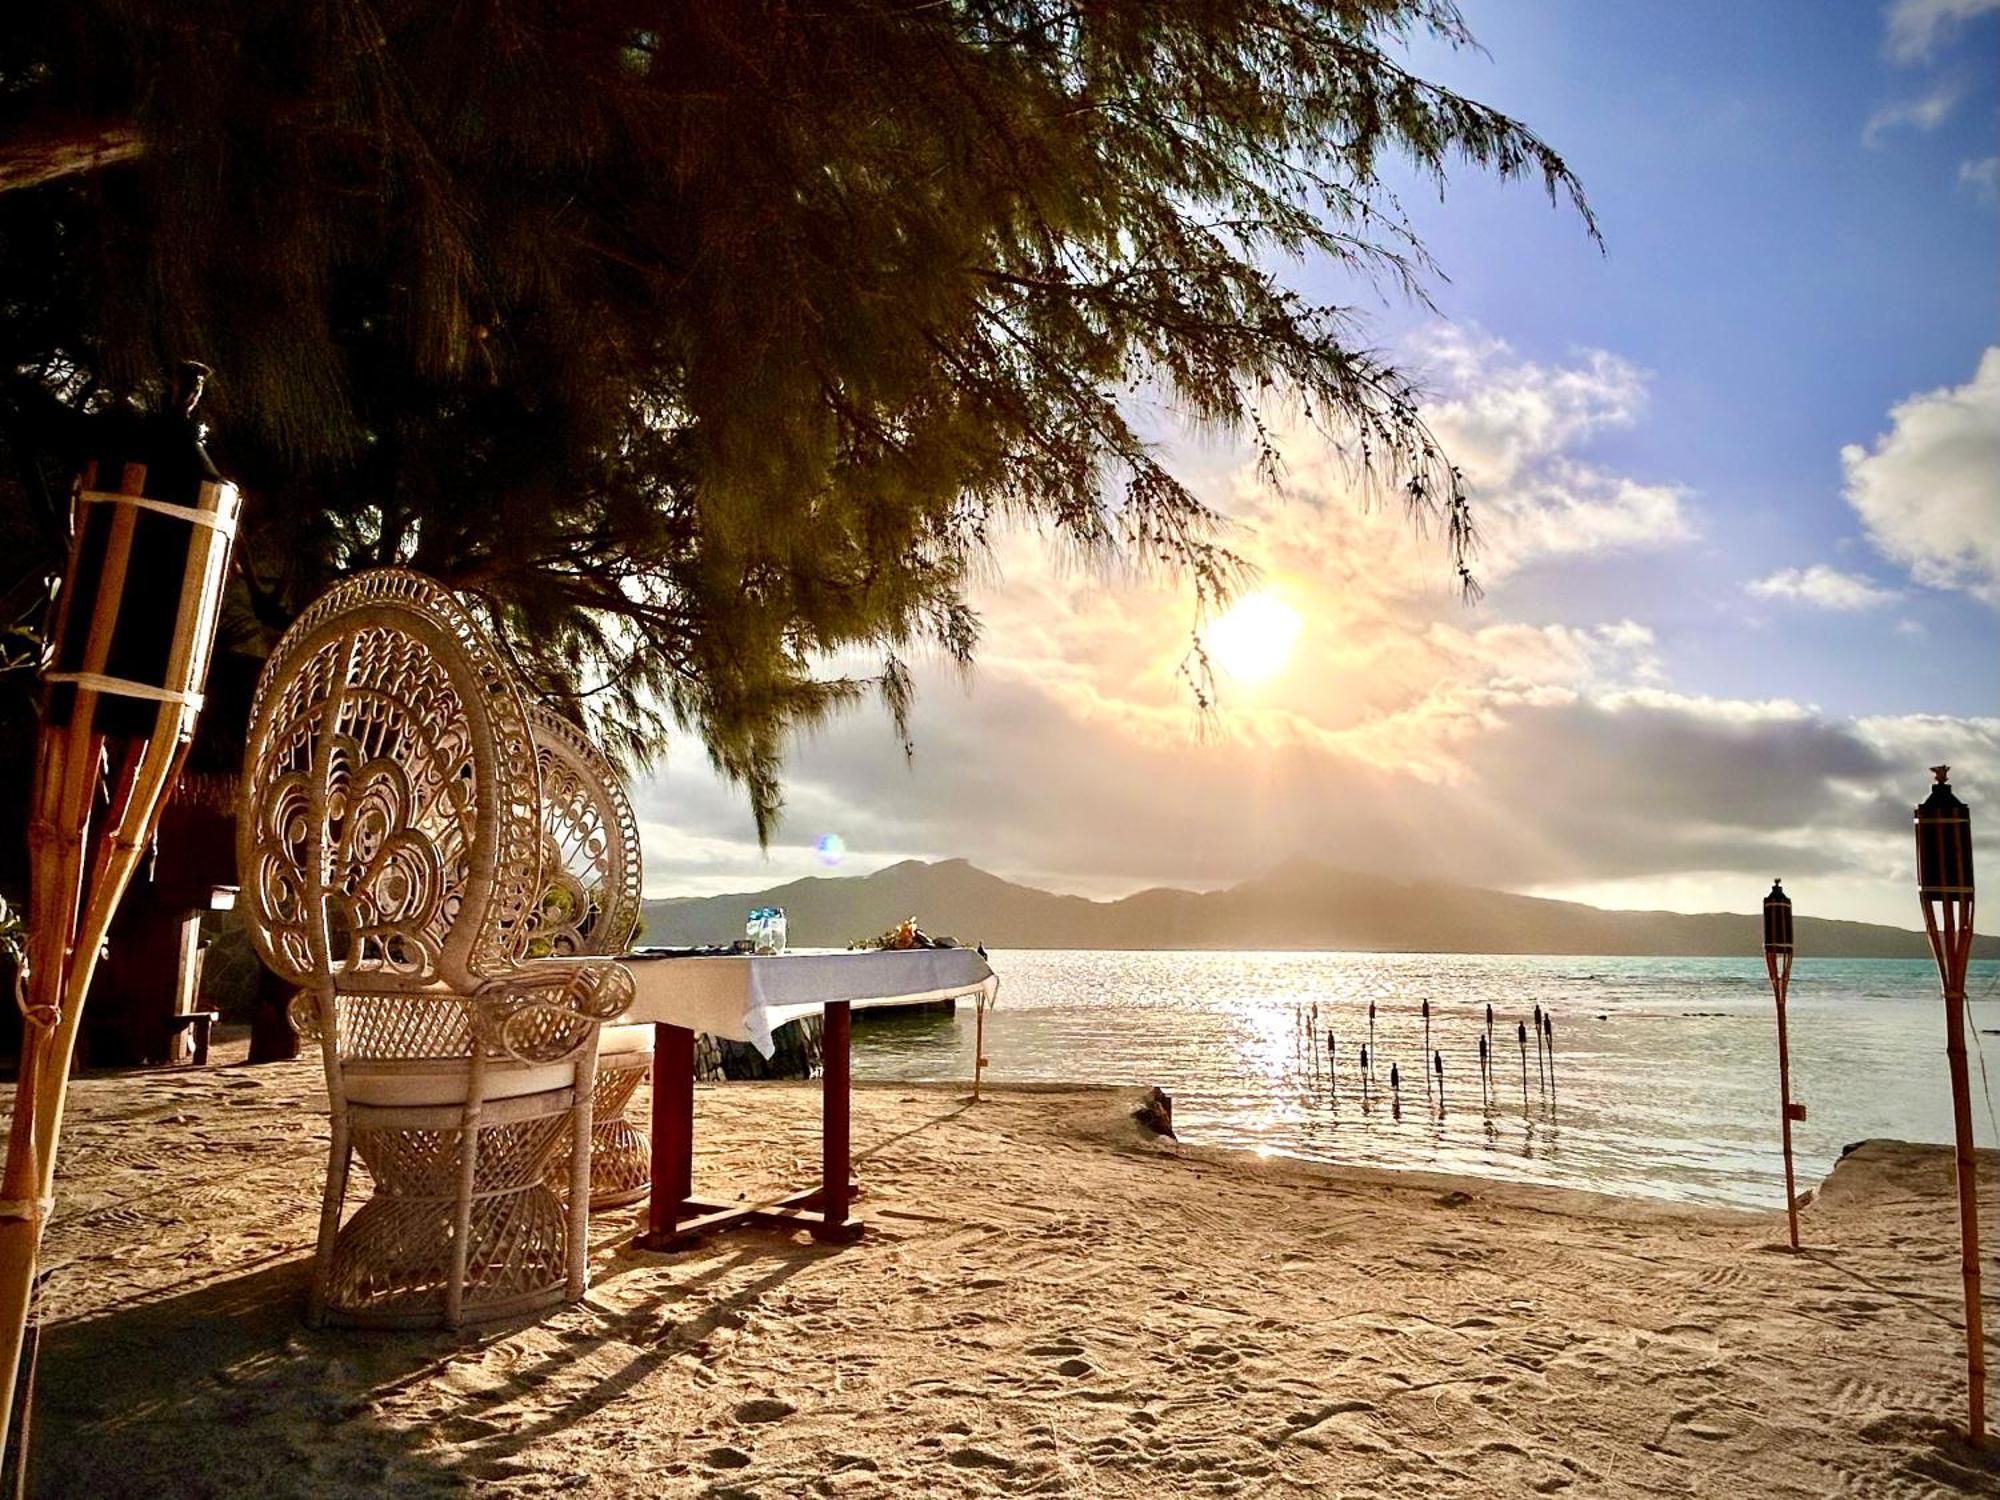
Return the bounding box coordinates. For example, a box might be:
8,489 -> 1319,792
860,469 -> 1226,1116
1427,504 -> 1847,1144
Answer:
470,958 -> 635,1065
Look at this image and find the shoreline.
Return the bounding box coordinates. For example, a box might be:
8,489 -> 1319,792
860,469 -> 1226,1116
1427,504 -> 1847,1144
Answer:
12,1045 -> 2000,1496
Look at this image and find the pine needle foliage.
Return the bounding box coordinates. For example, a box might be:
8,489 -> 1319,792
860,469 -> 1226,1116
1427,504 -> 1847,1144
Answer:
0,1 -> 1590,837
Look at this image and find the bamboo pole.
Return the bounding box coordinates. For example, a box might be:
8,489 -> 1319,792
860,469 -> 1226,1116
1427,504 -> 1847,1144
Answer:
1421,999 -> 1431,1095
1924,893 -> 1984,1444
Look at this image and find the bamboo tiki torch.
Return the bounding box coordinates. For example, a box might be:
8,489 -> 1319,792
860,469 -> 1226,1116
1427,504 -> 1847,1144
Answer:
0,367 -> 238,1461
1543,1013 -> 1557,1100
1533,1001 -> 1547,1094
1914,767 -> 1984,1446
1517,1020 -> 1529,1106
1762,880 -> 1802,1252
1421,997 -> 1431,1093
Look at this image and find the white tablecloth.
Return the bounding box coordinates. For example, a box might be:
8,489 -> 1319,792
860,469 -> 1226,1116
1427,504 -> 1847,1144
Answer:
618,948 -> 999,1056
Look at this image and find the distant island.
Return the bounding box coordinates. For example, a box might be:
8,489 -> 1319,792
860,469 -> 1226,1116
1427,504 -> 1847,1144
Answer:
640,857 -> 1999,960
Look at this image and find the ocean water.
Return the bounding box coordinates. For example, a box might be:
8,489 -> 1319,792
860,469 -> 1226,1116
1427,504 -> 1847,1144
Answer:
849,950 -> 2000,1211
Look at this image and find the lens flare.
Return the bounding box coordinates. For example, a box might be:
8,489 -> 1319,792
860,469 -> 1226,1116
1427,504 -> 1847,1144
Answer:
814,833 -> 847,867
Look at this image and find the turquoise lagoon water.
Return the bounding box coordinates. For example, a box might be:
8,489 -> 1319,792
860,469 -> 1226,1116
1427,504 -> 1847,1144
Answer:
849,951 -> 2000,1211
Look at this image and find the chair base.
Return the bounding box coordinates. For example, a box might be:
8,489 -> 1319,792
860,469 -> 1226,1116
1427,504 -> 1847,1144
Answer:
320,1095 -> 577,1330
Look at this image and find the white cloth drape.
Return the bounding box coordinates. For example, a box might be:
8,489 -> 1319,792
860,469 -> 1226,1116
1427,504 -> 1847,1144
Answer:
619,947 -> 999,1057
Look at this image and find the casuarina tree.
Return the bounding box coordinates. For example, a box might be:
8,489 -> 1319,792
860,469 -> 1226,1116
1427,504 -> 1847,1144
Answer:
0,0 -> 1592,846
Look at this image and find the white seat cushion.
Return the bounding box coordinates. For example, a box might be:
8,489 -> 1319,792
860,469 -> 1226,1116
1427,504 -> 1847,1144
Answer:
343,1059 -> 576,1108
598,1023 -> 654,1057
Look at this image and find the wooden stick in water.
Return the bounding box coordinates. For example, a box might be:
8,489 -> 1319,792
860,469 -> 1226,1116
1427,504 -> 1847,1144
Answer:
1479,1033 -> 1490,1106
1542,1012 -> 1557,1102
1421,998 -> 1432,1095
1433,1050 -> 1444,1114
1517,1021 -> 1529,1106
1533,1001 -> 1547,1094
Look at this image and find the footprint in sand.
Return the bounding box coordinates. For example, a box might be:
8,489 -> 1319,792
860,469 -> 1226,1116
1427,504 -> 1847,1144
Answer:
1186,1340 -> 1243,1367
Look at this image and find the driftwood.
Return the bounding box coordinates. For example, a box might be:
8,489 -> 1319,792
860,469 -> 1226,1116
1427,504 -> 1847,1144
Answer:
1132,1086 -> 1176,1139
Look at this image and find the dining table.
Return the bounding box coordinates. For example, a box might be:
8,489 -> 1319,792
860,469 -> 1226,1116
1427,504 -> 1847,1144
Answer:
616,946 -> 999,1249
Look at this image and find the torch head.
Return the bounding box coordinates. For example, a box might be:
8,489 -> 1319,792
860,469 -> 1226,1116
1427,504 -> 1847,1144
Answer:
1763,879 -> 1793,956
1915,766 -> 1974,907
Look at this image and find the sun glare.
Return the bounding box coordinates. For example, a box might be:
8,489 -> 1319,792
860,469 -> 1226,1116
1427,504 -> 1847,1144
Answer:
1205,591 -> 1303,685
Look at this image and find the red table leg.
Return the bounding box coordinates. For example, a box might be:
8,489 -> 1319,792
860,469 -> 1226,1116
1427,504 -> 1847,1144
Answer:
814,1001 -> 862,1243
638,1022 -> 695,1250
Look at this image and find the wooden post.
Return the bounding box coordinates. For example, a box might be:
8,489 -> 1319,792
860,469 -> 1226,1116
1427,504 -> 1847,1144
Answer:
640,1023 -> 696,1248
1421,998 -> 1431,1095
972,994 -> 986,1101
815,1001 -> 860,1243
1517,1021 -> 1529,1106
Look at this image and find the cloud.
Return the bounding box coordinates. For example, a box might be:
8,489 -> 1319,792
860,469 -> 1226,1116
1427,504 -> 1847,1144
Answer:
1862,82 -> 1962,144
1398,329 -> 1694,577
631,326 -> 1987,929
1842,347 -> 2000,604
1959,155 -> 2000,204
1747,565 -> 1900,610
1884,0 -> 2000,61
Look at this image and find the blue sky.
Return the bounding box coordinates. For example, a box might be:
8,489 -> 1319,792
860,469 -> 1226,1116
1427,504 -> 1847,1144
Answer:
1380,0 -> 1998,719
633,1 -> 1999,929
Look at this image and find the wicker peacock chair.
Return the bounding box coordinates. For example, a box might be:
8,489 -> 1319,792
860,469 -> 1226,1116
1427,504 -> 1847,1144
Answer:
238,569 -> 633,1328
523,703 -> 654,1211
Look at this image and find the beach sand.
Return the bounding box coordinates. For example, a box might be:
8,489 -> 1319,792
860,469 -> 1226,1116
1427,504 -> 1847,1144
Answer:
12,1037 -> 1999,1497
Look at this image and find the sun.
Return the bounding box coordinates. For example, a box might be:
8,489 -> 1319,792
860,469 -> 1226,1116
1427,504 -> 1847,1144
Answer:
1204,590 -> 1303,685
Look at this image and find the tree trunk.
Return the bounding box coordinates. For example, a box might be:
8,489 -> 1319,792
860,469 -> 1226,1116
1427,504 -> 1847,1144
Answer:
0,120 -> 142,195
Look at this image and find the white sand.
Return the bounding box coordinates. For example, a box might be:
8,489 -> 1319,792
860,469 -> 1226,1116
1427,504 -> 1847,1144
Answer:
11,1036 -> 1999,1497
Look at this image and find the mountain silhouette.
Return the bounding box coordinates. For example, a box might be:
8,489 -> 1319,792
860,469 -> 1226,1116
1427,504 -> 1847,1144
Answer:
640,858 -> 1997,959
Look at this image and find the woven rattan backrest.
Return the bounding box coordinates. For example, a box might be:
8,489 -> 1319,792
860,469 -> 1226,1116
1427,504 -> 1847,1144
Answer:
238,569 -> 543,998
521,705 -> 643,959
